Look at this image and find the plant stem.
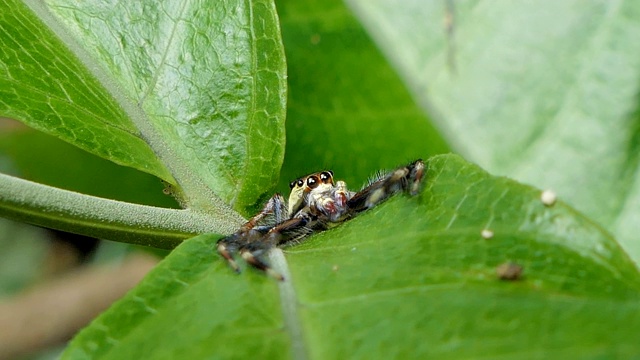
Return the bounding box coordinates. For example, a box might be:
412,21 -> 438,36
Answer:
0,173 -> 243,249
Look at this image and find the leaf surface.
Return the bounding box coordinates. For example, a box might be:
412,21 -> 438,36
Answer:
0,0 -> 287,214
346,0 -> 640,262
63,155 -> 640,359
0,0 -> 170,181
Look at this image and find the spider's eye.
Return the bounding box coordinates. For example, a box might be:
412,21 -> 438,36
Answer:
297,179 -> 304,187
320,171 -> 333,184
289,181 -> 296,189
306,176 -> 319,189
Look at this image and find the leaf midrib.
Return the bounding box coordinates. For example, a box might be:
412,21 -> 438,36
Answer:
14,0 -> 139,136
270,249 -> 309,360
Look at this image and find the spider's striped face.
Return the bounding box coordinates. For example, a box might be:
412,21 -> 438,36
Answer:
287,170 -> 334,215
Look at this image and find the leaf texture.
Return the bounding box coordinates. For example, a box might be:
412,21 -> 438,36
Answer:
347,0 -> 640,263
0,0 -> 287,214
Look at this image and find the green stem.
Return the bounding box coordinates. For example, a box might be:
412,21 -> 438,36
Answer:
0,173 -> 242,249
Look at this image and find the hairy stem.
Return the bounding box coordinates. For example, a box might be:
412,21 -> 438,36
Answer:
0,173 -> 243,248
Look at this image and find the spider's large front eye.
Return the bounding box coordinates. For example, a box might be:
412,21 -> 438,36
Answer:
320,171 -> 333,184
306,176 -> 319,189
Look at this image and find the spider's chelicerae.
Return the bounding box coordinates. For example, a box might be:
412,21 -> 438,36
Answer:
217,159 -> 426,280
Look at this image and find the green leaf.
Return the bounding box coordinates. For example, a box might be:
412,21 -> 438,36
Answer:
63,234 -> 287,360
275,0 -> 449,192
63,155 -> 640,359
0,0 -> 287,214
0,0 -> 172,184
346,0 -> 640,263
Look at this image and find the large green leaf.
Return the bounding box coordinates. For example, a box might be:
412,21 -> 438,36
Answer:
0,0 -> 286,214
63,155 -> 640,359
0,1 -> 171,184
346,0 -> 640,263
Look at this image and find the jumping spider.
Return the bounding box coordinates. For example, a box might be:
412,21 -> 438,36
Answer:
217,159 -> 426,280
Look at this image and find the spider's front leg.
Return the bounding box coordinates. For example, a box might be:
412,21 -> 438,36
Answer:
216,193 -> 287,274
238,213 -> 315,281
347,159 -> 426,214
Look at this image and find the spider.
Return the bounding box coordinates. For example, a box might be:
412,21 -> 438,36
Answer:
216,159 -> 426,280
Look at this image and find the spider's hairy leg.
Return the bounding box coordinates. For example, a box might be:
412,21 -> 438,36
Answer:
239,215 -> 314,281
239,246 -> 284,281
408,159 -> 426,195
217,238 -> 241,273
241,193 -> 287,231
347,159 -> 426,214
216,193 -> 287,273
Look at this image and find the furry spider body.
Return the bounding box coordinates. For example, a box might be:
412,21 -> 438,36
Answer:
217,159 -> 426,280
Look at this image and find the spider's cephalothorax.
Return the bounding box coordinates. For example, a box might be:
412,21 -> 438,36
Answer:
216,159 -> 426,280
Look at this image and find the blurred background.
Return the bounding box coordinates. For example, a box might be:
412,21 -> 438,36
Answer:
0,118 -> 176,359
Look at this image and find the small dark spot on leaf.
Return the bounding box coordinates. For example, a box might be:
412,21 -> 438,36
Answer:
496,262 -> 523,281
